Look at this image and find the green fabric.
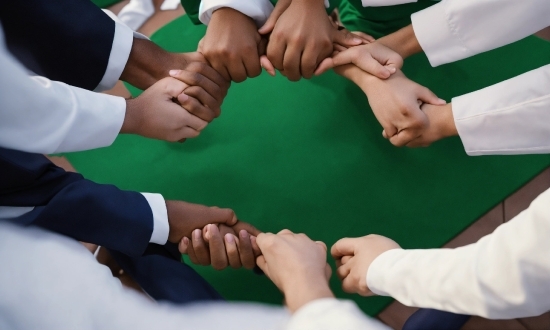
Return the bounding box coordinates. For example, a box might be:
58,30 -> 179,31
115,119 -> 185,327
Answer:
91,0 -> 123,8
180,0 -> 201,25
65,11 -> 550,316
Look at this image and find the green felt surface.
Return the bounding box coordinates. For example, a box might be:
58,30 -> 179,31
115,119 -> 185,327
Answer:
91,0 -> 123,8
65,14 -> 550,315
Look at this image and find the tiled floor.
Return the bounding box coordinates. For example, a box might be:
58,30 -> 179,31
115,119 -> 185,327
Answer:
87,4 -> 550,329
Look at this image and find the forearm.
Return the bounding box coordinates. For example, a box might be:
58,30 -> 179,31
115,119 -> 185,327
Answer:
367,189 -> 550,319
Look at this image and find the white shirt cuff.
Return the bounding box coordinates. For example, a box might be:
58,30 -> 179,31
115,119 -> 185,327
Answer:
411,1 -> 472,67
95,10 -> 149,92
199,0 -> 274,27
366,249 -> 406,296
140,193 -> 169,245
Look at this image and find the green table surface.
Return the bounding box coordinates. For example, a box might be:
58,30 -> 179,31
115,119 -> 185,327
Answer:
65,15 -> 550,315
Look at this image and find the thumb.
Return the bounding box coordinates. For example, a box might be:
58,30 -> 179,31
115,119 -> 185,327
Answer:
260,55 -> 276,76
417,86 -> 446,106
258,0 -> 291,35
330,238 -> 357,259
314,48 -> 357,76
333,29 -> 364,48
206,207 -> 239,227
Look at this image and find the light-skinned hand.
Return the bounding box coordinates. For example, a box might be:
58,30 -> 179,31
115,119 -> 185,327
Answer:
404,103 -> 458,148
179,221 -> 262,270
255,230 -> 334,312
337,66 -> 446,146
121,77 -> 209,141
331,235 -> 401,296
198,8 -> 275,82
315,41 -> 403,79
259,0 -> 365,81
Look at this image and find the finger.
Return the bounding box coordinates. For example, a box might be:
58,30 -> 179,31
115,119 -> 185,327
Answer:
405,135 -> 430,148
243,52 -> 262,78
418,87 -> 446,106
232,221 -> 262,237
341,271 -> 358,294
224,234 -> 242,269
186,237 -> 200,265
175,126 -> 200,140
168,70 -> 222,101
266,36 -> 285,72
203,207 -> 239,227
333,28 -> 363,48
182,61 -> 229,99
176,97 -> 209,130
314,57 -> 335,76
382,130 -> 388,139
260,55 -> 276,76
255,255 -> 268,276
206,224 -> 229,270
336,262 -> 351,281
228,61 -> 248,83
351,31 -> 375,43
192,229 -> 211,266
282,45 -> 302,81
325,263 -> 332,279
355,53 -> 394,79
315,241 -> 328,252
181,86 -> 220,120
236,230 -> 256,269
330,238 -> 357,259
301,46 -> 318,79
341,255 -> 352,265
210,60 -> 231,82
277,229 -> 293,235
250,235 -> 261,257
161,77 -> 189,98
389,128 -> 422,147
178,236 -> 189,254
258,0 -> 290,35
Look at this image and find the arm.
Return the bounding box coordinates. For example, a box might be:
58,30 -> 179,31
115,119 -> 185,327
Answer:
406,64 -> 550,155
334,188 -> 550,319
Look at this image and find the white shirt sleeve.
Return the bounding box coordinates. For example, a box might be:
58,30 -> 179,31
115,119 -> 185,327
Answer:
95,9 -> 149,92
0,31 -> 125,154
366,188 -> 550,319
452,64 -> 550,156
141,193 -> 170,244
361,0 -> 418,7
411,0 -> 550,67
198,0 -> 274,26
286,298 -> 391,330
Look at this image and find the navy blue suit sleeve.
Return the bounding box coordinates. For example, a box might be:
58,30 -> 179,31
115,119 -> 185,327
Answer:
0,148 -> 153,257
0,0 -> 115,90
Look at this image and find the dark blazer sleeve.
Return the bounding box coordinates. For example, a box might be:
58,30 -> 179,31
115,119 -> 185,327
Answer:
0,0 -> 115,90
0,148 -> 154,257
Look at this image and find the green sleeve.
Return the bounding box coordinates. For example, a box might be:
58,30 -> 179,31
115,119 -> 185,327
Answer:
180,0 -> 202,25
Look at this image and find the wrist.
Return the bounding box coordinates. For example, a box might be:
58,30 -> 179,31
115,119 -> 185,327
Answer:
439,103 -> 458,138
120,98 -> 142,135
121,38 -> 173,90
284,274 -> 334,313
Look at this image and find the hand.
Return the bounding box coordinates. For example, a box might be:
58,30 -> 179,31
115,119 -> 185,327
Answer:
121,39 -> 230,104
259,0 -> 364,81
199,8 -> 274,82
255,230 -> 334,312
338,67 -> 446,146
165,201 -> 239,243
121,77 -> 208,141
179,221 -> 262,270
331,235 -> 401,296
406,103 -> 458,148
315,41 -> 403,79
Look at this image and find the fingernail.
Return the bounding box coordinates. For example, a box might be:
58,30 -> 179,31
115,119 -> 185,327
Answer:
183,237 -> 189,245
388,66 -> 396,73
240,230 -> 248,239
353,38 -> 362,44
178,93 -> 189,102
438,98 -> 447,104
169,70 -> 181,76
193,229 -> 201,240
225,234 -> 234,243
